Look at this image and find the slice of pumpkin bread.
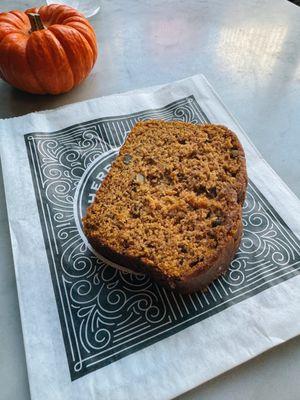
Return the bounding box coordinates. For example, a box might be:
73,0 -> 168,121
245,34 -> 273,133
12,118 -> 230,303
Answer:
83,120 -> 247,293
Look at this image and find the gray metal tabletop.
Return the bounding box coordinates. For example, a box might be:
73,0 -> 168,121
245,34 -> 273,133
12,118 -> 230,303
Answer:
1,1 -> 300,399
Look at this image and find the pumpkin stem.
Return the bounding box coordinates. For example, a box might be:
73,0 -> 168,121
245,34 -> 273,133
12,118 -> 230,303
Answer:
28,13 -> 45,32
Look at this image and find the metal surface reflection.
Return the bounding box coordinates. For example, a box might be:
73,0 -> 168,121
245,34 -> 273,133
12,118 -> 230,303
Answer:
218,25 -> 288,75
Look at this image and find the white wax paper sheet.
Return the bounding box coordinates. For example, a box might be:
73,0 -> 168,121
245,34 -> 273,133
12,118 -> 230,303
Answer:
0,75 -> 300,400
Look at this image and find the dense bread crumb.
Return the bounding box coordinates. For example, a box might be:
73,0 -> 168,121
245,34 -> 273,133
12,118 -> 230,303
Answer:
83,120 -> 247,282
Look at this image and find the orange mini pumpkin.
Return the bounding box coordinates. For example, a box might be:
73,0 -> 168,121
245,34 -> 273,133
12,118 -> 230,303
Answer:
0,4 -> 98,94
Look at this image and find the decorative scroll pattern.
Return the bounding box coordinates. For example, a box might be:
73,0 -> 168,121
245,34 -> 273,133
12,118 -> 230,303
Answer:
24,96 -> 300,380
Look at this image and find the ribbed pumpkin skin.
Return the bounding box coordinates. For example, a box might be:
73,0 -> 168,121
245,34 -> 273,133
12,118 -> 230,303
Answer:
0,5 -> 98,94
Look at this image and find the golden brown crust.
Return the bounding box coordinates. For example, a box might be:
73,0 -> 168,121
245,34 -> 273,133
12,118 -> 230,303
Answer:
83,120 -> 247,292
87,217 -> 242,293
